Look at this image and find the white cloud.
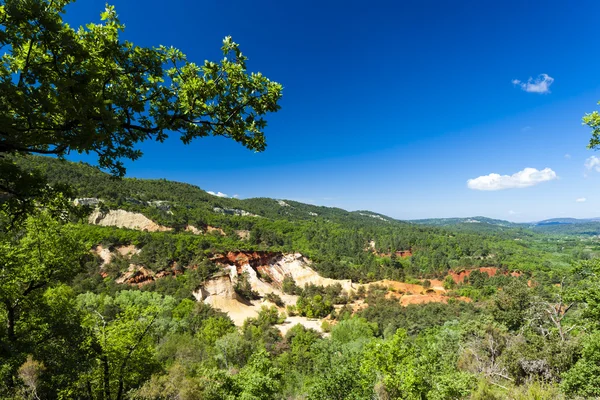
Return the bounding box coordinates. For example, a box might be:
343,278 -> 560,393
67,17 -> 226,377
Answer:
508,210 -> 518,215
564,153 -> 571,159
233,194 -> 240,199
512,73 -> 554,94
467,167 -> 557,191
585,156 -> 600,172
576,197 -> 587,203
207,191 -> 230,198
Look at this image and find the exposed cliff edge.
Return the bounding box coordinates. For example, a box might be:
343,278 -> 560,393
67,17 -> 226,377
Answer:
92,247 -> 471,331
89,209 -> 172,232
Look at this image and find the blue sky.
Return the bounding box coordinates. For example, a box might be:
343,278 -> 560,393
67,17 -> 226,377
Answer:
65,0 -> 600,222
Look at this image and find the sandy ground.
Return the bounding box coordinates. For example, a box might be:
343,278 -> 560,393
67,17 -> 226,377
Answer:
276,316 -> 328,336
98,245 -> 475,332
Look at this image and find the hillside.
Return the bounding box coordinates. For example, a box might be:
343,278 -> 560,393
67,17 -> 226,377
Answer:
5,155 -> 600,399
412,216 -> 520,227
414,215 -> 600,237
15,156 -> 580,279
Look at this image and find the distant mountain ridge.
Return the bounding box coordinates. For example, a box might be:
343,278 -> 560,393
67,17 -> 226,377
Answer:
411,216 -> 521,227
15,155 -> 600,239
413,216 -> 600,236
533,217 -> 600,226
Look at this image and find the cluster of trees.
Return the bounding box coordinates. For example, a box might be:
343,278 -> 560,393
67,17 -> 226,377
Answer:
4,0 -> 600,398
16,155 -> 582,285
290,283 -> 347,319
6,212 -> 600,399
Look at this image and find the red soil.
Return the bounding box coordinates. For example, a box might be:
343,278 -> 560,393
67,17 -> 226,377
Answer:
377,249 -> 413,258
211,251 -> 280,275
369,279 -> 471,306
448,267 -> 522,284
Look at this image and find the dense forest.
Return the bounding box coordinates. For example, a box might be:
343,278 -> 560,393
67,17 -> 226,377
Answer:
16,156 -> 592,282
3,1 -> 600,398
2,156 -> 600,399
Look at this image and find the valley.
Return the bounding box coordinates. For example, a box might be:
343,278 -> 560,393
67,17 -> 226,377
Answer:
2,3 -> 599,398
3,155 -> 600,399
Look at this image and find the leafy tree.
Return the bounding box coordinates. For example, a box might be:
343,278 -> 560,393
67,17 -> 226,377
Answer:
296,294 -> 333,318
0,211 -> 88,393
443,275 -> 456,289
279,324 -> 321,373
76,291 -> 176,400
0,0 -> 282,213
234,271 -> 260,300
491,279 -> 531,331
214,331 -> 252,369
282,275 -> 301,295
197,316 -> 236,346
330,318 -> 377,344
360,329 -> 423,399
307,340 -> 370,400
234,349 -> 282,400
264,292 -> 284,307
585,101 -> 600,150
561,332 -> 600,397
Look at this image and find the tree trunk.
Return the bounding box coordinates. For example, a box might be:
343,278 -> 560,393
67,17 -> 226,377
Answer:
4,300 -> 15,342
102,355 -> 110,400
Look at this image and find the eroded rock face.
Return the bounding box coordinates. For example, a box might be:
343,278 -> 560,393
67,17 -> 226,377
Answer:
206,226 -> 226,236
235,230 -> 251,240
89,209 -> 172,232
91,245 -> 471,329
210,251 -> 355,292
93,245 -> 114,269
263,253 -> 354,292
447,267 -> 520,284
185,225 -> 203,235
193,272 -> 237,301
116,265 -> 155,286
93,244 -> 140,270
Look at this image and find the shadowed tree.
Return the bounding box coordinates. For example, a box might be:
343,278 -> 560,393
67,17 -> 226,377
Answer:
0,0 -> 282,218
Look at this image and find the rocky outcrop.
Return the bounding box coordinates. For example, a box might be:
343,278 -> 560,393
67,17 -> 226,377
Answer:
213,207 -> 260,218
235,230 -> 251,240
91,244 -> 473,330
262,253 -> 354,292
373,249 -> 413,258
358,212 -> 388,222
88,209 -> 172,232
93,244 -> 140,270
193,272 -> 238,301
448,267 -> 521,284
116,265 -> 155,285
206,226 -> 226,236
211,251 -> 355,292
211,251 -> 279,271
93,245 -> 114,269
185,225 -> 203,235
74,197 -> 101,207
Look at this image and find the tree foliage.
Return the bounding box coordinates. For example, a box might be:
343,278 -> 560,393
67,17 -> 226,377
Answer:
0,0 -> 282,216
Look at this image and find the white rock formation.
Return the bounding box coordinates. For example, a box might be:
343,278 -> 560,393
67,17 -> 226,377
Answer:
88,209 -> 172,232
235,230 -> 251,240
74,198 -> 101,207
93,245 -> 113,268
193,272 -> 238,301
213,207 -> 260,217
265,253 -> 355,292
